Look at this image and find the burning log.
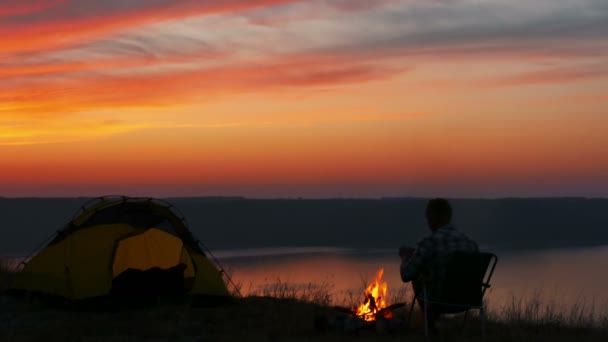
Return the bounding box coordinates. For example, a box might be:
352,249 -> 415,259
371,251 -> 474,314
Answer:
353,268 -> 391,321
319,303 -> 406,334
315,268 -> 406,334
377,303 -> 406,318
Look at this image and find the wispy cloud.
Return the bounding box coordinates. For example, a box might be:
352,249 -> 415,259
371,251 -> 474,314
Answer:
0,112 -> 428,146
481,63 -> 608,87
1,0 -> 607,149
1,52 -> 407,117
0,0 -> 306,54
0,116 -> 159,146
0,0 -> 67,16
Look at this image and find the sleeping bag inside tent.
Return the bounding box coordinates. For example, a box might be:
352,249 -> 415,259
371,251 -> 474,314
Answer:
10,197 -> 231,301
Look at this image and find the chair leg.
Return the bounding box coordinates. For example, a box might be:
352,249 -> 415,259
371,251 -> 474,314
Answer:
424,286 -> 429,337
408,298 -> 416,328
480,306 -> 486,340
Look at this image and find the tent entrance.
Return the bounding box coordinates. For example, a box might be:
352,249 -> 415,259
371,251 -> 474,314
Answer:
110,228 -> 195,297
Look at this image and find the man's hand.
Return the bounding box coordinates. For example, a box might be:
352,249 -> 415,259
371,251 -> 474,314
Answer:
398,246 -> 415,259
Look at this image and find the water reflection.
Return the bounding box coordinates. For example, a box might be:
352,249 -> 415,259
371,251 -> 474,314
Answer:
219,245 -> 608,315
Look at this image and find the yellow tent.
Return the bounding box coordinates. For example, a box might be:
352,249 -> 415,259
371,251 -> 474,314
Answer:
11,197 -> 230,301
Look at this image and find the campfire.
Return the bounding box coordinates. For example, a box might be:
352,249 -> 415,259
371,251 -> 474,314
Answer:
315,268 -> 406,333
353,268 -> 393,321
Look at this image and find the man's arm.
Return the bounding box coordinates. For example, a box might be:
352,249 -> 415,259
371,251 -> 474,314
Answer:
400,237 -> 433,282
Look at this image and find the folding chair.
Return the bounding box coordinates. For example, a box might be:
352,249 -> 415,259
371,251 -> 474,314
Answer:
408,251 -> 498,338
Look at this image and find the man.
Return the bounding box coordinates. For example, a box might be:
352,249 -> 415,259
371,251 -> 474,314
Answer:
399,198 -> 478,333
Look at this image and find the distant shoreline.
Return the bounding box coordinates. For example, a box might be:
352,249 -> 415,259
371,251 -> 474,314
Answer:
2,196 -> 607,200
2,197 -> 608,255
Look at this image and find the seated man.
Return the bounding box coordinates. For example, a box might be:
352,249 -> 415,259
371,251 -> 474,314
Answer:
399,198 -> 478,333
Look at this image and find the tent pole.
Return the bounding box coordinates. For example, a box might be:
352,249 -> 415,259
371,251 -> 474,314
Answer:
3,230 -> 61,290
196,240 -> 243,298
16,230 -> 60,270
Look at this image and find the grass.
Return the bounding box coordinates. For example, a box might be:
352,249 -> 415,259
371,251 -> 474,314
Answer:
490,290 -> 608,336
1,275 -> 607,342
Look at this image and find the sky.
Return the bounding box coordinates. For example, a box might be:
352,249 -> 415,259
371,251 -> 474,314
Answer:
1,0 -> 607,198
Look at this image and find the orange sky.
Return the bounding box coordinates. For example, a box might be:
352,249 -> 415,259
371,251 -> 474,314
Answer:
1,0 -> 607,197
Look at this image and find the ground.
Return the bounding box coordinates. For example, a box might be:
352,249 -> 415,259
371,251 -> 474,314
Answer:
1,295 -> 607,342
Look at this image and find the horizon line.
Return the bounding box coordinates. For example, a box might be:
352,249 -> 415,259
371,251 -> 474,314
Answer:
1,195 -> 606,201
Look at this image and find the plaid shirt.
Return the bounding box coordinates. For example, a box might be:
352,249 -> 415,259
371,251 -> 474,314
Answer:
400,225 -> 478,295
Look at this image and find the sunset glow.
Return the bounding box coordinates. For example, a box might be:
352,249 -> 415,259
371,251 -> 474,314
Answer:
1,0 -> 607,197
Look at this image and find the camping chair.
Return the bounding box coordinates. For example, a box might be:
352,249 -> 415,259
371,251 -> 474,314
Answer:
408,251 -> 498,338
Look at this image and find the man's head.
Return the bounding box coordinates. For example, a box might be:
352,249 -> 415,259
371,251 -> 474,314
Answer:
425,198 -> 452,231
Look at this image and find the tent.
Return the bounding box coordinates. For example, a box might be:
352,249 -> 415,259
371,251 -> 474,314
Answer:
10,197 -> 231,301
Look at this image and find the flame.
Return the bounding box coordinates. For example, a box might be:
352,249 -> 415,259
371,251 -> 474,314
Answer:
354,268 -> 393,321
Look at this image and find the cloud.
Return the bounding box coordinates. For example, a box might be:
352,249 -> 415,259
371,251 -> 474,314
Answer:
0,34 -> 227,79
482,64 -> 608,87
5,0 -> 606,61
0,0 -> 66,16
315,0 -> 608,61
0,52 -> 407,118
243,0 -> 399,26
0,115 -> 158,145
0,0 -> 305,55
3,0 -> 606,77
170,112 -> 429,132
0,111 -> 428,146
1,0 -> 606,144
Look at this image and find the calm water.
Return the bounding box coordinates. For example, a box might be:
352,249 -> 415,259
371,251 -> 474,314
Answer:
216,245 -> 608,314
4,245 -> 607,315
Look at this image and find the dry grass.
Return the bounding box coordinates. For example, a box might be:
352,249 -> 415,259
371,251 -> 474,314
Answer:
230,274 -> 411,309
249,278 -> 335,307
489,290 -> 608,336
1,279 -> 607,342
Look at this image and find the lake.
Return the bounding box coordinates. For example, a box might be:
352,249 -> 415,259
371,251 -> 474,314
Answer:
216,245 -> 608,316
